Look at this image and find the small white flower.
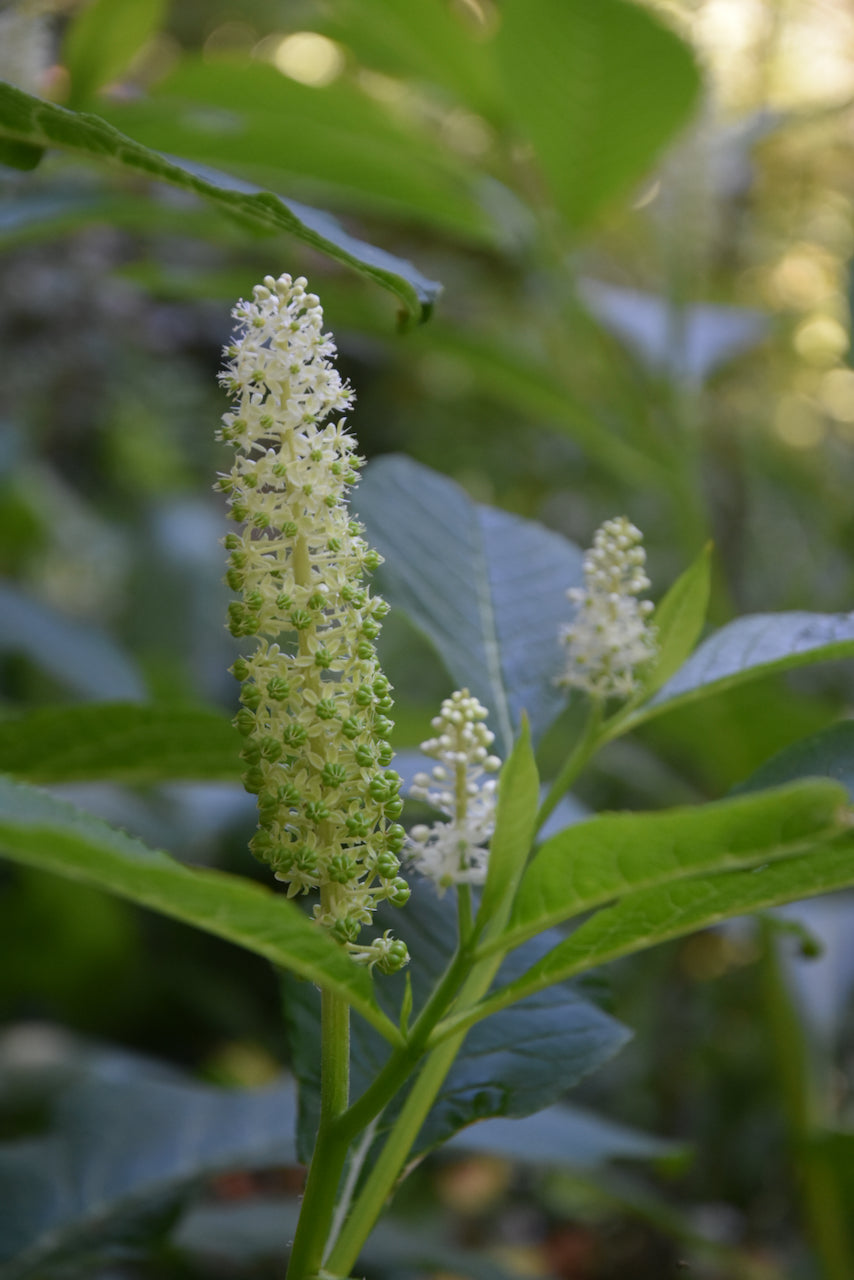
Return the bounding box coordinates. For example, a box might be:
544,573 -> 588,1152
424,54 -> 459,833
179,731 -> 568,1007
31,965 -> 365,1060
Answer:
406,689 -> 501,893
558,516 -> 657,700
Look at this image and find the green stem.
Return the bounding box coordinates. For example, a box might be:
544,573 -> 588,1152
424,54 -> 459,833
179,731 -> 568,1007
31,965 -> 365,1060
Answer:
325,949 -> 505,1275
537,700 -> 602,831
759,920 -> 854,1280
286,949 -> 351,1279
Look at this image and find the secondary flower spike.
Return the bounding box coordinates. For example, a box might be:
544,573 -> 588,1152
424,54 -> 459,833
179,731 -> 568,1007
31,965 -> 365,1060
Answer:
558,516 -> 657,699
407,689 -> 502,893
218,273 -> 409,974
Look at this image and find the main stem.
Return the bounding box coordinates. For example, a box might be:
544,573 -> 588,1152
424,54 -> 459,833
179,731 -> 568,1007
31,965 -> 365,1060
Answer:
286,905 -> 351,1280
325,949 -> 505,1275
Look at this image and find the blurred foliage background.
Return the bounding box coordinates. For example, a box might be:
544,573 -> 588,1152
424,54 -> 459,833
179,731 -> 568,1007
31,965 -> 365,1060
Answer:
2,0 -> 854,1276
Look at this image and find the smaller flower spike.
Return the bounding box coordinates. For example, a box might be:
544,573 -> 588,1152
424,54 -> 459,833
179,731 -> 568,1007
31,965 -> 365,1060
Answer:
407,689 -> 502,893
219,273 -> 408,973
558,516 -> 657,700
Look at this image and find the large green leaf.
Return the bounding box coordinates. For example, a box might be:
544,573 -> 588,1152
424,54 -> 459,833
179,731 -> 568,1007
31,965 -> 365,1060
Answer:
629,610 -> 854,728
0,83 -> 440,323
63,0 -> 167,108
99,58 -> 489,240
442,836 -> 854,1037
0,703 -> 240,784
735,721 -> 854,802
285,882 -> 629,1163
498,781 -> 848,954
495,0 -> 701,230
356,455 -> 584,754
0,777 -> 395,1041
0,1053 -> 297,1280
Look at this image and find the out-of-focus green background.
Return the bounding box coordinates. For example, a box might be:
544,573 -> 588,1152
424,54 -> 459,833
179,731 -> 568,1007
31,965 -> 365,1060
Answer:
1,1 -> 854,1276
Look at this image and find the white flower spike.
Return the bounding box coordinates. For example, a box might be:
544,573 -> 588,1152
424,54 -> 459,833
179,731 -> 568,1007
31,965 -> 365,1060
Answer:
558,516 -> 657,700
219,274 -> 408,973
406,689 -> 502,893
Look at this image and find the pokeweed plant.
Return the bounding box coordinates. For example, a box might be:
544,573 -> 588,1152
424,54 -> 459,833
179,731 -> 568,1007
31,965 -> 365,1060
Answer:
3,274 -> 854,1277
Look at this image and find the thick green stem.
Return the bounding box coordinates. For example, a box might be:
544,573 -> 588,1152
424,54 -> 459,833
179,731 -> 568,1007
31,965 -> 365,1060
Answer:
325,949 -> 505,1275
537,700 -> 602,831
286,928 -> 351,1280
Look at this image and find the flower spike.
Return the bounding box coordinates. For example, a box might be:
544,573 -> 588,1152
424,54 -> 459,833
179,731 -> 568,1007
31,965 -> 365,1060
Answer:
558,516 -> 657,700
406,689 -> 502,893
219,273 -> 408,973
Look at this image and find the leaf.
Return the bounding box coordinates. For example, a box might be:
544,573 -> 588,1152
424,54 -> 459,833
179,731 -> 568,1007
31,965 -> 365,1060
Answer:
0,582 -> 145,701
578,279 -> 768,383
356,455 -> 584,754
734,721 -> 854,802
0,776 -> 395,1041
0,702 -> 241,784
320,0 -> 501,119
628,610 -> 854,729
0,82 -> 441,324
448,1101 -> 682,1169
100,58 -> 489,241
452,836 -> 854,1033
285,881 -> 629,1163
625,543 -> 712,708
476,717 -> 539,938
496,0 -> 701,230
0,1053 -> 297,1279
175,1198 -> 522,1280
501,781 -> 848,954
63,0 -> 167,107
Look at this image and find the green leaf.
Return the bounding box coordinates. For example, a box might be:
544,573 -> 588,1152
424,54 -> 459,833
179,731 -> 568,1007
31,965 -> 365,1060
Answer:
0,1052 -> 297,1279
634,542 -> 712,702
0,776 -> 395,1041
496,0 -> 701,230
0,702 -> 241,784
321,0 -> 501,119
631,610 -> 854,728
285,882 -> 629,1163
445,836 -> 854,1037
499,781 -> 849,954
0,82 -> 440,324
356,455 -> 584,754
734,721 -> 854,801
475,717 -> 539,939
449,1101 -> 682,1169
100,58 -> 489,240
64,0 -> 167,108
0,138 -> 43,170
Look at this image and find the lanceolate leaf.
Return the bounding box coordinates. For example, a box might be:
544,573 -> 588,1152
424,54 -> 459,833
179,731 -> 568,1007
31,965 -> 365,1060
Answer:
0,703 -> 241,784
356,455 -> 584,754
475,717 -> 539,939
496,0 -> 701,231
0,777 -> 395,1041
631,543 -> 712,704
626,610 -> 854,729
498,781 -> 848,954
440,836 -> 854,1040
63,0 -> 167,107
0,83 -> 440,323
